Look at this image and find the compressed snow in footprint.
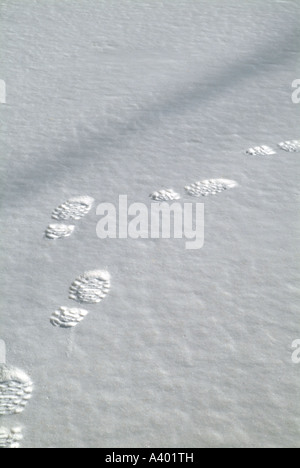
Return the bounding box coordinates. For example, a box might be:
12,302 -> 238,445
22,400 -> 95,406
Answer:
45,224 -> 75,240
0,427 -> 23,449
0,365 -> 33,416
52,196 -> 95,221
50,307 -> 89,328
185,179 -> 238,197
149,189 -> 181,201
69,270 -> 111,304
278,140 -> 300,152
246,145 -> 276,156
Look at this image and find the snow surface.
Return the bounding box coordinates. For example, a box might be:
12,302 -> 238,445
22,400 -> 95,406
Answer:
0,0 -> 299,448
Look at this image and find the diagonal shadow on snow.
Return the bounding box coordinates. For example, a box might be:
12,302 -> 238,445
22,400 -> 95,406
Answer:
1,24 -> 299,205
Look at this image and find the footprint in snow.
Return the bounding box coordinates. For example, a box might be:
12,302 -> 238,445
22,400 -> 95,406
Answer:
44,196 -> 94,240
0,365 -> 33,416
51,270 -> 111,329
149,189 -> 181,201
246,145 -> 276,156
185,179 -> 238,197
69,270 -> 111,304
0,427 -> 23,449
277,140 -> 300,152
50,307 -> 89,329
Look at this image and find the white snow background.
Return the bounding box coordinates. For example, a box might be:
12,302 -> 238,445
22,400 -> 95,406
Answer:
0,0 -> 299,448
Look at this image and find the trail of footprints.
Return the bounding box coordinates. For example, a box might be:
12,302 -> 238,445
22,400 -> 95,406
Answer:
2,137 -> 297,448
48,139 -> 299,326
46,138 -> 298,331
44,193 -> 111,328
246,140 -> 300,156
149,141 -> 299,200
0,196 -> 98,449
